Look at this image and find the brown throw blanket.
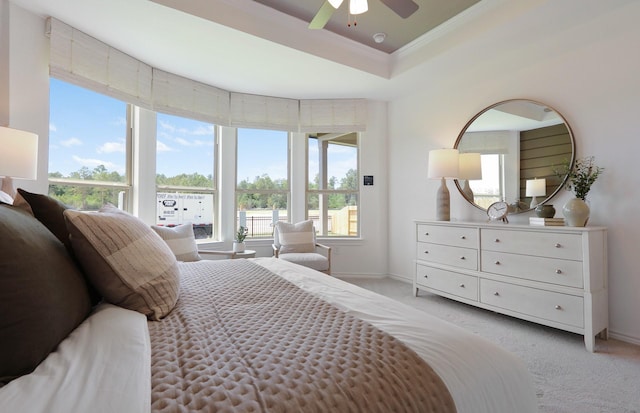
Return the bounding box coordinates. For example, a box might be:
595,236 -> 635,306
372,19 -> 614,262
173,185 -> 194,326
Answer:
148,259 -> 456,412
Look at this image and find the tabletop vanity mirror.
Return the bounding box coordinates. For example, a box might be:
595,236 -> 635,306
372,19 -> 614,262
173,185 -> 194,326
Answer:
453,99 -> 575,213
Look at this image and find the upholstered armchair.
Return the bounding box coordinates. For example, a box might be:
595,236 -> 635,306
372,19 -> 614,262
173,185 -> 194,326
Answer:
272,220 -> 331,275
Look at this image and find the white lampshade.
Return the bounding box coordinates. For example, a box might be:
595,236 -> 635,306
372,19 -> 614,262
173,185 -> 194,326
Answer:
525,178 -> 546,197
0,126 -> 38,180
328,0 -> 344,8
458,153 -> 482,180
349,0 -> 368,15
428,148 -> 459,179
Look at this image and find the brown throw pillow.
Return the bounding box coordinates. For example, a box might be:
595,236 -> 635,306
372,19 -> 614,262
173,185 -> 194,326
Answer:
0,204 -> 91,384
14,188 -> 73,252
276,220 -> 316,254
13,188 -> 102,306
151,223 -> 201,262
64,205 -> 180,320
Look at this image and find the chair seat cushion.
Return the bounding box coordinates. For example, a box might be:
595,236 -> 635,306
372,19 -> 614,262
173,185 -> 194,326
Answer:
278,252 -> 329,272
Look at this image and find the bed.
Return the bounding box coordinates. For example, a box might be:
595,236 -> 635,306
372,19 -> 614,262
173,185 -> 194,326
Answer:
0,192 -> 537,413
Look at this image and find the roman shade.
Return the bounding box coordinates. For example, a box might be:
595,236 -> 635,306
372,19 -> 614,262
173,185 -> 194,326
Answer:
299,99 -> 367,133
230,92 -> 299,132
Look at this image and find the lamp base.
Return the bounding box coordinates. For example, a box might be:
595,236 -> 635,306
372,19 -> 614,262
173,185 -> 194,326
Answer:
461,179 -> 474,202
0,176 -> 15,199
436,177 -> 450,221
530,196 -> 538,209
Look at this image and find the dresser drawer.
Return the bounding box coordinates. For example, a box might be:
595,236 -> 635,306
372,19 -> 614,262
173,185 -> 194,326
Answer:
481,228 -> 583,260
417,224 -> 477,248
480,279 -> 584,328
417,242 -> 478,270
416,264 -> 478,301
481,251 -> 584,288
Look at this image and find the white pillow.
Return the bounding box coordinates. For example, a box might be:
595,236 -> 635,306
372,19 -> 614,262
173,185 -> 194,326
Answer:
151,223 -> 201,262
276,220 -> 315,254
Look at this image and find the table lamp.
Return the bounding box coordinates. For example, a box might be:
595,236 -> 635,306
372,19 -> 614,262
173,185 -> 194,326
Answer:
0,126 -> 39,200
458,152 -> 482,202
525,178 -> 546,208
428,148 -> 459,221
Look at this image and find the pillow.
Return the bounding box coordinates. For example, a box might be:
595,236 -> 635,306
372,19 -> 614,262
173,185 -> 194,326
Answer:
276,220 -> 315,254
151,223 -> 201,262
0,204 -> 91,384
14,188 -> 73,252
13,188 -> 102,306
64,205 -> 180,320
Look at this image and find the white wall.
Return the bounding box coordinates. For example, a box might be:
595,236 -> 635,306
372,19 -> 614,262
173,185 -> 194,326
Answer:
388,0 -> 640,344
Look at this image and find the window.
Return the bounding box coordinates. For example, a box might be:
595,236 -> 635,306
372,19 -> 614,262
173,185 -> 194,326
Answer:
307,133 -> 359,237
236,128 -> 289,238
156,113 -> 216,240
469,154 -> 503,209
48,78 -> 131,210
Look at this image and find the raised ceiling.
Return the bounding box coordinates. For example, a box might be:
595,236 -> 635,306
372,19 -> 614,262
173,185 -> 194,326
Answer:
253,0 -> 481,53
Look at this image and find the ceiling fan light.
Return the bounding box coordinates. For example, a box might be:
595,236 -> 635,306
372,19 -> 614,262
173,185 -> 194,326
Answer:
349,0 -> 368,15
328,0 -> 344,9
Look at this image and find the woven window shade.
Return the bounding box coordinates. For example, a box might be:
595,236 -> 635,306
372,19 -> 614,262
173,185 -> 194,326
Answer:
299,99 -> 367,133
152,69 -> 230,125
457,131 -> 511,154
229,93 -> 299,132
48,18 -> 153,109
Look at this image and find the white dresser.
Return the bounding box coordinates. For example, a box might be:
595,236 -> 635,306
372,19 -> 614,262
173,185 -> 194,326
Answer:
414,220 -> 608,352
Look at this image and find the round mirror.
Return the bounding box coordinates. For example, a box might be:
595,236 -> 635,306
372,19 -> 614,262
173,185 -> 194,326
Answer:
454,99 -> 575,213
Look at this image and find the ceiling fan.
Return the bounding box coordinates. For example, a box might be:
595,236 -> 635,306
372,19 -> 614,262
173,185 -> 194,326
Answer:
309,0 -> 419,29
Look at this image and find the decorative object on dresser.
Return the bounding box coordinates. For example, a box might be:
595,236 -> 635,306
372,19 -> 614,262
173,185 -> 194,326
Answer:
486,201 -> 509,223
427,148 -> 459,221
457,152 -> 482,202
529,217 -> 564,226
0,126 -> 39,200
414,220 -> 608,352
534,203 -> 556,218
555,156 -> 604,227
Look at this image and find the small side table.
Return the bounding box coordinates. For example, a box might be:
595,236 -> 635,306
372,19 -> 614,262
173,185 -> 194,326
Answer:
199,249 -> 256,259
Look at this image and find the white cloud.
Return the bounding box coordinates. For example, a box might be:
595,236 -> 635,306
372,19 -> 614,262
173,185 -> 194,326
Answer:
72,155 -> 120,171
97,139 -> 126,154
61,137 -> 82,147
49,123 -> 57,132
157,141 -> 174,152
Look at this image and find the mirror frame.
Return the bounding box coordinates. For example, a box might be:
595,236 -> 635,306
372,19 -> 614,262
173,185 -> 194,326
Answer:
453,99 -> 576,213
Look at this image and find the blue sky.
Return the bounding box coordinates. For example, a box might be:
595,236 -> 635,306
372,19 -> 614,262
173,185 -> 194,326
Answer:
49,79 -> 356,184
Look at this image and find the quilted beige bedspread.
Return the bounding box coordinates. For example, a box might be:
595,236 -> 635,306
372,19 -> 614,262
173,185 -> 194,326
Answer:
148,259 -> 456,412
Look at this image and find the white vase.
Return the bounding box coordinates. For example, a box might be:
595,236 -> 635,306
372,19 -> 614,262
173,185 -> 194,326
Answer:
233,241 -> 245,252
562,198 -> 590,227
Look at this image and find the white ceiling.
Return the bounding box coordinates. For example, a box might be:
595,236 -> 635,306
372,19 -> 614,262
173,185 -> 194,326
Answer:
9,0 -> 525,101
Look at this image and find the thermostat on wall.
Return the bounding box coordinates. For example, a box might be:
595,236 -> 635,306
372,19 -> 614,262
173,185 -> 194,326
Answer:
363,175 -> 374,186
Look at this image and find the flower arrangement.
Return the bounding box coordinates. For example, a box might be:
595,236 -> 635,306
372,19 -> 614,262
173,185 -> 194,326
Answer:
555,156 -> 604,200
235,225 -> 248,243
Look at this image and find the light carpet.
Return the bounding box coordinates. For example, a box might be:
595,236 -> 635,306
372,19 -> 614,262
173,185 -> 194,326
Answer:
343,276 -> 640,413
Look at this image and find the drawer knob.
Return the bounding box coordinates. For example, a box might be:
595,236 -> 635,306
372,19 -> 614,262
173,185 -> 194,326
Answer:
555,305 -> 562,310
460,235 -> 466,240
555,269 -> 562,274
494,260 -> 501,265
423,275 -> 428,279
425,232 -> 429,236
494,238 -> 500,243
493,292 -> 500,296
459,283 -> 465,288
555,243 -> 562,248
460,256 -> 466,260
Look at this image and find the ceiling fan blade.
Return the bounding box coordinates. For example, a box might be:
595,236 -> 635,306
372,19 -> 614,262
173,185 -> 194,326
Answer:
309,1 -> 336,29
379,0 -> 419,18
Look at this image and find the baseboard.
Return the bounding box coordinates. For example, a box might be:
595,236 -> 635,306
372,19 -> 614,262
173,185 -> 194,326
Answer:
333,272 -> 387,279
608,331 -> 640,347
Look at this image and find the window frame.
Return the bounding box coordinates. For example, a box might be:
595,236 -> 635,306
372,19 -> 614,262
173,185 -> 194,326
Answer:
306,133 -> 360,238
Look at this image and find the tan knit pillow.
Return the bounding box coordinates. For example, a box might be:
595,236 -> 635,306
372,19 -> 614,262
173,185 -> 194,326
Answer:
151,223 -> 201,262
276,220 -> 315,254
64,205 -> 179,320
